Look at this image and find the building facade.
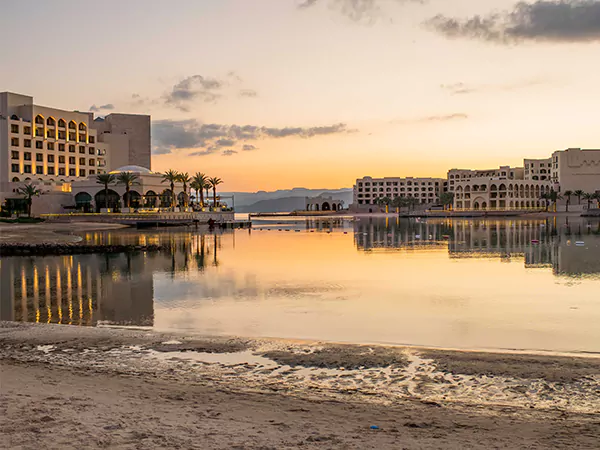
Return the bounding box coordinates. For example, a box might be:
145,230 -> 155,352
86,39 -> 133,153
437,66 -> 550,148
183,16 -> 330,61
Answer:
551,148 -> 600,193
1,92 -> 150,202
524,158 -> 552,181
447,166 -> 524,193
453,179 -> 551,211
353,176 -> 447,206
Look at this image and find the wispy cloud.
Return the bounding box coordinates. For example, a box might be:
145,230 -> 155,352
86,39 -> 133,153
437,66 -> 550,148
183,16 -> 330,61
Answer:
89,103 -> 115,112
392,113 -> 469,124
152,119 -> 353,155
298,0 -> 426,23
222,149 -> 238,156
239,89 -> 258,98
441,78 -> 551,95
163,75 -> 224,111
242,144 -> 258,151
426,0 -> 600,44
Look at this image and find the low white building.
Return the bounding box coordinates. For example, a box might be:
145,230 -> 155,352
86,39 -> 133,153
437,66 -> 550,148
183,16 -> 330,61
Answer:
353,176 -> 447,206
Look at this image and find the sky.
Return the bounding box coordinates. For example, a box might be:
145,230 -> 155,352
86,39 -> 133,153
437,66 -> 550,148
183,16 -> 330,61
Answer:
1,0 -> 599,191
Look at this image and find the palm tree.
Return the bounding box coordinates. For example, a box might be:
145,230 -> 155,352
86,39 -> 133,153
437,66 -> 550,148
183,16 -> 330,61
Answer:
563,190 -> 573,212
177,172 -> 192,208
96,174 -> 116,210
190,180 -> 200,208
116,172 -> 140,208
208,177 -> 223,209
574,190 -> 585,205
161,169 -> 179,211
204,182 -> 211,206
193,172 -> 208,207
593,192 -> 600,209
439,192 -> 454,211
549,189 -> 562,212
17,183 -> 41,217
540,192 -> 551,212
582,193 -> 593,209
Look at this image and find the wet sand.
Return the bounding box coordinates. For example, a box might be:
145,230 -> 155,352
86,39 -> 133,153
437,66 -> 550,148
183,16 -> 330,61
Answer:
0,222 -> 129,244
1,322 -> 599,449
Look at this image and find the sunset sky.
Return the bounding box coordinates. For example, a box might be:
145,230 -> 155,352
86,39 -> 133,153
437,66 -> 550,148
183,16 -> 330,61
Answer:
1,0 -> 599,191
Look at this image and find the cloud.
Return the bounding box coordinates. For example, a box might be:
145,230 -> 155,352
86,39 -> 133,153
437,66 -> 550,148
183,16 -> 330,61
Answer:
298,0 -> 426,22
222,149 -> 238,156
426,0 -> 600,44
441,78 -> 550,95
152,119 -> 352,154
392,113 -> 469,124
164,75 -> 224,111
89,103 -> 115,112
239,89 -> 258,98
242,144 -> 258,151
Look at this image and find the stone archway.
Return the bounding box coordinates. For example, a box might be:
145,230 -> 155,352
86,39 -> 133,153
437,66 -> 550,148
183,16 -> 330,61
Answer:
94,189 -> 120,211
75,192 -> 92,212
322,202 -> 331,211
332,203 -> 337,211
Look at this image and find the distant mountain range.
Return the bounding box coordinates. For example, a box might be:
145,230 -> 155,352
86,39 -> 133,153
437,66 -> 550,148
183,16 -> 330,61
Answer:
221,188 -> 353,213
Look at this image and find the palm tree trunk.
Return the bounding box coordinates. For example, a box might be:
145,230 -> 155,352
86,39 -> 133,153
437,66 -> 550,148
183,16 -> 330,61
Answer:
27,199 -> 32,218
566,199 -> 569,212
199,189 -> 204,207
104,184 -> 109,209
170,182 -> 175,211
125,185 -> 130,208
213,187 -> 217,209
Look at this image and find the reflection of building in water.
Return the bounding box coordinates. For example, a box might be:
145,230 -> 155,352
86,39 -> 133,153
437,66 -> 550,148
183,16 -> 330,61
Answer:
354,218 -> 452,251
553,235 -> 600,276
448,220 -> 555,267
0,254 -> 154,326
0,231 -> 229,326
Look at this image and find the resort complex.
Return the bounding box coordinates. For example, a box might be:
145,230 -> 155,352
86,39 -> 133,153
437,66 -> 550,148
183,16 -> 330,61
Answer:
353,148 -> 600,212
1,92 -> 230,220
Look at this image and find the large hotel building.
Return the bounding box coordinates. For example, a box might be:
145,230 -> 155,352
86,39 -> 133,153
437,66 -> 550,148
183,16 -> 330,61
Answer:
0,92 -> 150,199
353,149 -> 600,211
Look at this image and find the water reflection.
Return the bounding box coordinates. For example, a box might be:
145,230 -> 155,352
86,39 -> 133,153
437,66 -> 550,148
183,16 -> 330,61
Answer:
1,218 -> 599,352
354,217 -> 600,276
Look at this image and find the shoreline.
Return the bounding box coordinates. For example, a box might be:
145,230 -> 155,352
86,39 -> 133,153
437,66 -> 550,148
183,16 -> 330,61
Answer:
2,322 -> 599,448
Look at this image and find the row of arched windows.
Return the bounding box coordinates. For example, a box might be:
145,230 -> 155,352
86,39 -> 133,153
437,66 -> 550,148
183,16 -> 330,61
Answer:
34,115 -> 87,131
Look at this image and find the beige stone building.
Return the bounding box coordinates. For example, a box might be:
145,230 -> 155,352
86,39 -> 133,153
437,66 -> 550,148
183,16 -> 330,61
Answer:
551,148 -> 600,193
353,176 -> 447,206
447,166 -> 525,193
0,91 -> 150,204
453,178 -> 551,211
524,158 -> 552,181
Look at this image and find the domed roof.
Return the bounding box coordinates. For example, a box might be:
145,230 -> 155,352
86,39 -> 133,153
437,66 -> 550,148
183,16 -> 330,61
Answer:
109,165 -> 153,174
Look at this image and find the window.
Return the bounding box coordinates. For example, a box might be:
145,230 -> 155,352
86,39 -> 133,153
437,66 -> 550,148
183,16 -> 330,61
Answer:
36,141 -> 43,149
79,169 -> 86,177
47,155 -> 55,163
11,151 -> 19,159
24,165 -> 32,174
69,157 -> 76,164
69,168 -> 76,176
11,124 -> 19,133
35,116 -> 44,125
59,168 -> 66,176
89,147 -> 95,155
24,126 -> 31,135
79,146 -> 85,153
59,156 -> 65,163
47,117 -> 55,126
58,143 -> 65,152
11,164 -> 19,172
68,121 -> 76,130
79,157 -> 86,165
89,170 -> 95,175
89,159 -> 95,166
35,127 -> 44,137
47,167 -> 55,175
58,131 -> 66,140
36,153 -> 43,162
69,145 -> 75,153
69,132 -> 76,141
36,166 -> 44,174
78,123 -> 86,131
58,119 -> 66,128
79,135 -> 86,143
11,137 -> 19,147
24,152 -> 32,161
89,136 -> 95,144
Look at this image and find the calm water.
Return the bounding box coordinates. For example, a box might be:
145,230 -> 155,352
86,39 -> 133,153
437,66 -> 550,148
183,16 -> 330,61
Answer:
2,217 -> 599,354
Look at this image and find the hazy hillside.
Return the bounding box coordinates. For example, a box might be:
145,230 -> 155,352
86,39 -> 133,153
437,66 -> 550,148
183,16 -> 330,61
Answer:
222,188 -> 353,212
229,189 -> 353,213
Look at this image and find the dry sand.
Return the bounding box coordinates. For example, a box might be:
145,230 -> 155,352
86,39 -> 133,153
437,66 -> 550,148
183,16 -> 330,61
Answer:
1,322 -> 599,449
0,222 -> 129,244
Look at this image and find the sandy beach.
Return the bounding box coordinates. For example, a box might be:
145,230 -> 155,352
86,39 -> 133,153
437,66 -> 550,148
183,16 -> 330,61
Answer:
1,322 -> 599,449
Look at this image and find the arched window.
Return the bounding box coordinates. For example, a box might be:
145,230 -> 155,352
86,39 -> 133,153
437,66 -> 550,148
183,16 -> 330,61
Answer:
12,177 -> 20,182
10,114 -> 19,120
68,120 -> 77,130
78,122 -> 87,131
35,115 -> 44,124
47,117 -> 56,126
58,119 -> 66,128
